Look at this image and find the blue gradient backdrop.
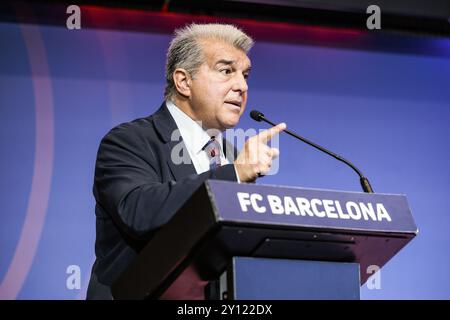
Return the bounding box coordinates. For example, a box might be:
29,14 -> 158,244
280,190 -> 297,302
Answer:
1,21 -> 449,299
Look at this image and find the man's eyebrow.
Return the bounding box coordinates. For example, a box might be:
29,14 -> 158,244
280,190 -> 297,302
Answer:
215,59 -> 234,66
216,60 -> 252,72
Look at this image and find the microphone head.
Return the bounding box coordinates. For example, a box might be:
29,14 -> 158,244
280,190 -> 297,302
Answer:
250,110 -> 264,122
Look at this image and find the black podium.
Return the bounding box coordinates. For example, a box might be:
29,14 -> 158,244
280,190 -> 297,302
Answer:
111,180 -> 417,300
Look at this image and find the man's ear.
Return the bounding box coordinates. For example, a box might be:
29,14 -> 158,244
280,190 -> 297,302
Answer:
173,68 -> 192,98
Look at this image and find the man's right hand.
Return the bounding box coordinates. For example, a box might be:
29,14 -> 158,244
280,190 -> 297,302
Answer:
234,122 -> 286,183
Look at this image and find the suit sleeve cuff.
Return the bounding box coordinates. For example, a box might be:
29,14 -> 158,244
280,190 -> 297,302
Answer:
209,164 -> 239,182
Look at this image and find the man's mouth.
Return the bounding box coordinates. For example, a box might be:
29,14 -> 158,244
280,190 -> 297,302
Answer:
225,101 -> 242,108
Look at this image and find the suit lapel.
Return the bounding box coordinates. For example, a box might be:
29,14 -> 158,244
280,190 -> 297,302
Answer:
152,102 -> 196,180
165,139 -> 197,180
152,102 -> 239,179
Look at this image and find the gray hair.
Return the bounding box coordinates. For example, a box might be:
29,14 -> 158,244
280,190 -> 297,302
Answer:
164,23 -> 254,100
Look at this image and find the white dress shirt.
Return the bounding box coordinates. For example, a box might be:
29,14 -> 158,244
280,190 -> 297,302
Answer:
166,100 -> 231,175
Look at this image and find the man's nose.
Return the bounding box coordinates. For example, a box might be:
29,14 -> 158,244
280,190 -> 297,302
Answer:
232,72 -> 248,93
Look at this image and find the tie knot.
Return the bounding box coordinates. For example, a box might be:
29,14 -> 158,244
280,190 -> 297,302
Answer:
203,136 -> 222,170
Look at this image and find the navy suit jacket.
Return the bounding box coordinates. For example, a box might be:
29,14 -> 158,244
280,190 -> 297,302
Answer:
87,102 -> 238,299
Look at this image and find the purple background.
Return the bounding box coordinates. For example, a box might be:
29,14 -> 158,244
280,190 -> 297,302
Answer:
1,20 -> 450,299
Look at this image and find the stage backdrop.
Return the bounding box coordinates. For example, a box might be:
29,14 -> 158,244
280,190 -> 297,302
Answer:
1,19 -> 450,299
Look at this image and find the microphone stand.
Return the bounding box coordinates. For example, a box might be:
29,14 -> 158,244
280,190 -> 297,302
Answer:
252,111 -> 374,193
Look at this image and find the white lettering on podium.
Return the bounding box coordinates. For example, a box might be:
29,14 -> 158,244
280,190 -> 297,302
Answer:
335,201 -> 350,219
346,202 -> 362,220
236,193 -> 392,222
237,192 -> 251,212
311,199 -> 326,218
377,203 -> 392,221
251,193 -> 266,213
237,192 -> 266,213
360,202 -> 376,221
284,196 -> 300,216
267,195 -> 284,214
323,199 -> 338,219
296,197 -> 314,217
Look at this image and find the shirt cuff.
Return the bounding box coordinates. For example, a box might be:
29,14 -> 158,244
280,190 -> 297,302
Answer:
234,165 -> 241,183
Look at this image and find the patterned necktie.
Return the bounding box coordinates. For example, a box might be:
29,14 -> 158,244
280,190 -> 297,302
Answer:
202,136 -> 222,170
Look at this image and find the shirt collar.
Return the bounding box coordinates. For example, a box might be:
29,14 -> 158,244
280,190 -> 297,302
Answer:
166,100 -> 224,156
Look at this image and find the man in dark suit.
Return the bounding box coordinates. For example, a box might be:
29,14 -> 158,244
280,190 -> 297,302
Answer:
87,23 -> 286,299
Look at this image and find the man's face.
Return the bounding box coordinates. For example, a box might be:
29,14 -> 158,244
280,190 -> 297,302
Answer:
188,38 -> 251,131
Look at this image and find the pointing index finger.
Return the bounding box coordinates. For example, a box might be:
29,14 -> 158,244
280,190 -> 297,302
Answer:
258,122 -> 286,143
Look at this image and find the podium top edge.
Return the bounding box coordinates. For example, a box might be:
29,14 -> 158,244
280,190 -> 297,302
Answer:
205,180 -> 407,197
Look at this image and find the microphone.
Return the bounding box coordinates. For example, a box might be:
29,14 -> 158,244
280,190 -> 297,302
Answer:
250,110 -> 374,193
